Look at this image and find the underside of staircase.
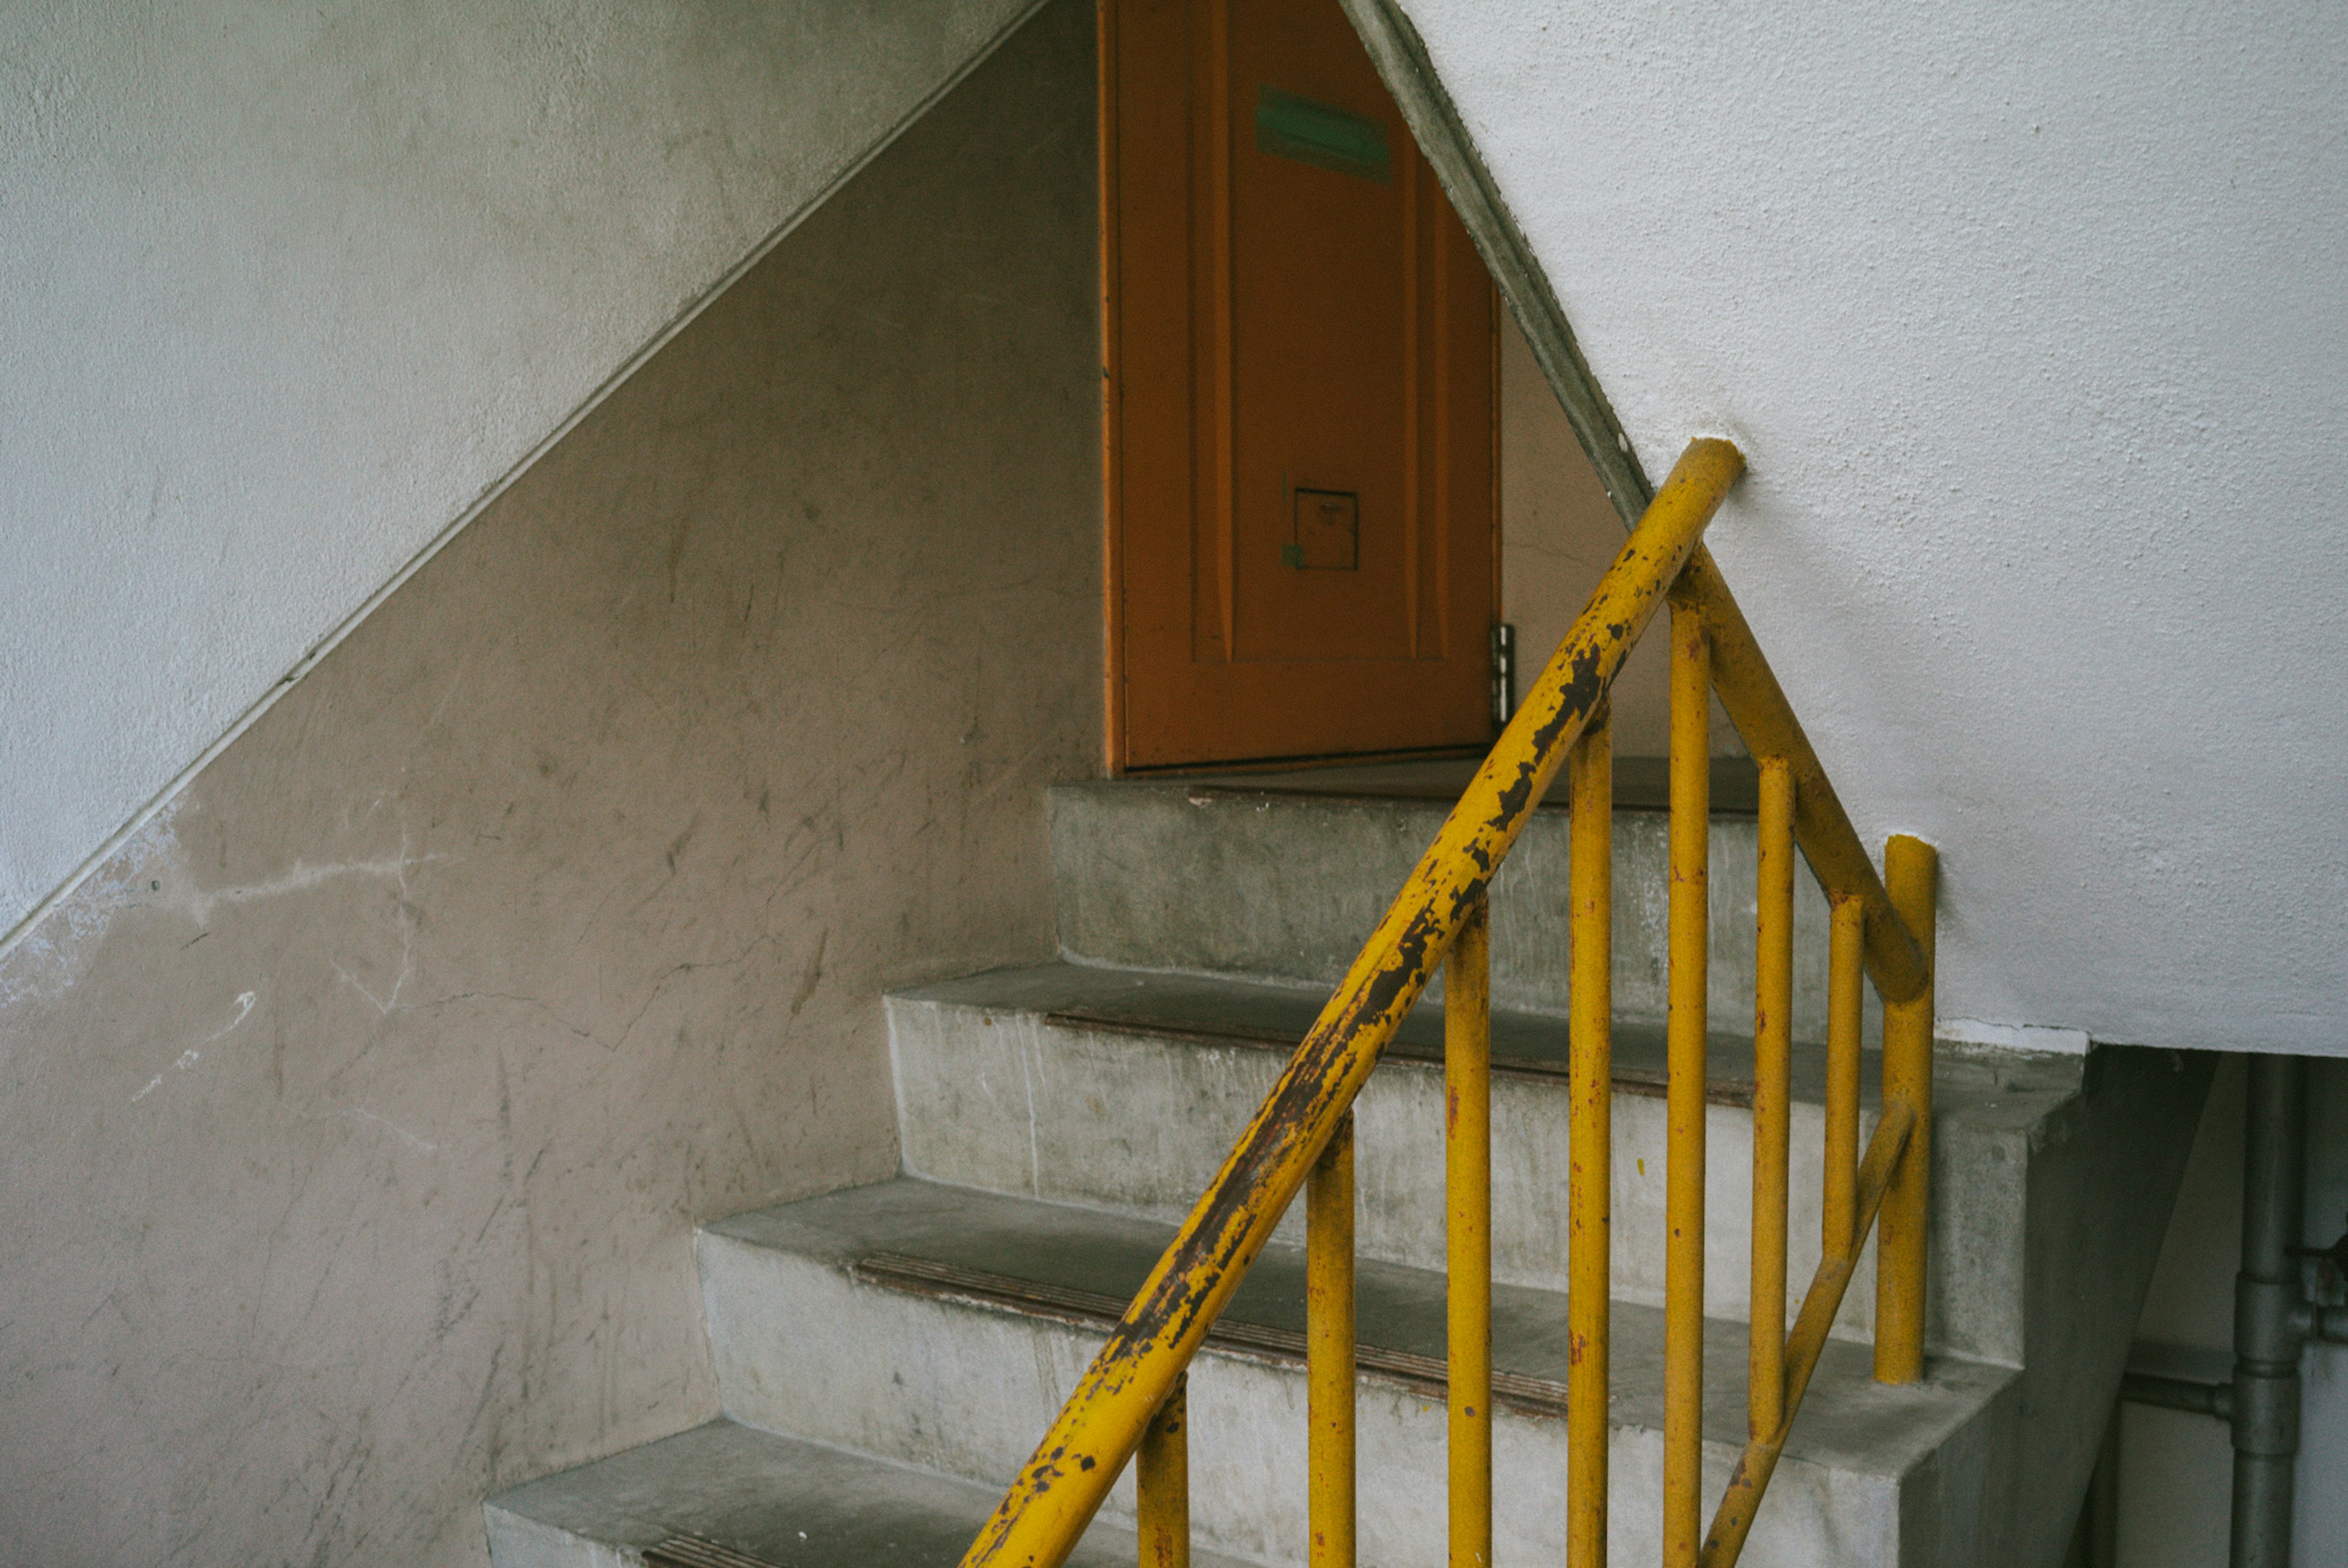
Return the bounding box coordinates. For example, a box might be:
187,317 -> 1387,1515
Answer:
483,767 -> 2210,1568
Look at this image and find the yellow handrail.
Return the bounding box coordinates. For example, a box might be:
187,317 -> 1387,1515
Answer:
1677,548 -> 1929,1003
956,433 -> 1939,1568
956,438 -> 1745,1568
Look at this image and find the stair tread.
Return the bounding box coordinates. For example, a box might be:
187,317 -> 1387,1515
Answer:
895,961 -> 2085,1116
706,1176 -> 2013,1480
1166,753 -> 1761,815
485,1418 -> 1258,1568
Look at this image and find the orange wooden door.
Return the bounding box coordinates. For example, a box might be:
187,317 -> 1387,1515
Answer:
1104,0 -> 1497,770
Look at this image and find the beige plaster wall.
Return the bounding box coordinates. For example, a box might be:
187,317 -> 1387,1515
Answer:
0,2 -> 1099,1562
1499,313 -> 1741,759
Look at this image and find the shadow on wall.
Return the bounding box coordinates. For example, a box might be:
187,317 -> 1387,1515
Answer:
0,2 -> 1101,1563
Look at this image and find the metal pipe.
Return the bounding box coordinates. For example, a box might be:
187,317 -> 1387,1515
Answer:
2231,1055 -> 2305,1568
1664,596 -> 1710,1568
1446,899 -> 1492,1568
2297,1300 -> 2348,1345
1567,706 -> 1614,1568
1309,1113 -> 1357,1568
2111,1056 -> 2342,1566
1874,835 -> 1937,1385
1749,759 -> 1795,1440
2123,1371 -> 2234,1421
1137,1374 -> 1189,1568
1822,897 -> 1863,1263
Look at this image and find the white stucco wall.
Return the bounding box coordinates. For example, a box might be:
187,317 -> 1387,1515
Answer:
0,0 -> 1040,951
1402,0 -> 2348,1055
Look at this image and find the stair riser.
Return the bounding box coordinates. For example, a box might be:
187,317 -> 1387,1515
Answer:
482,1510 -> 630,1568
1050,784 -> 1881,1041
697,1232 -> 1962,1567
892,996 -> 1880,1340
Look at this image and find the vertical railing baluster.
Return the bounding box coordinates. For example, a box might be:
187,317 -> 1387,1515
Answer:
1138,1372 -> 1189,1568
1824,897 -> 1864,1261
1309,1112 -> 1356,1568
1664,597 -> 1710,1568
1749,759 -> 1795,1441
1568,704 -> 1614,1568
1875,836 -> 1937,1384
1447,896 -> 1493,1568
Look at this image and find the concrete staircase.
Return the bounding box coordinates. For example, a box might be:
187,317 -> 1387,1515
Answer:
484,766 -> 2210,1568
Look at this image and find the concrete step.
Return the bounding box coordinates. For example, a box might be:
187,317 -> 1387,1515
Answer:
483,1418 -> 1253,1568
888,961 -> 2097,1361
695,1177 -> 2018,1568
1048,771 -> 1872,1040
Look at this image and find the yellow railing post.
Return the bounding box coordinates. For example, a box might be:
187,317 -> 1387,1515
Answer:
1683,550 -> 1928,1005
1138,1373 -> 1189,1568
1874,836 -> 1938,1383
1749,758 -> 1794,1440
1446,897 -> 1493,1568
1664,594 -> 1710,1568
1309,1113 -> 1356,1568
1823,897 -> 1864,1260
1700,1104 -> 1915,1566
1567,704 -> 1614,1568
955,440 -> 1744,1568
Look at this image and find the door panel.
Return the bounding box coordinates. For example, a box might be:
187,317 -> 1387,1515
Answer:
1108,0 -> 1496,770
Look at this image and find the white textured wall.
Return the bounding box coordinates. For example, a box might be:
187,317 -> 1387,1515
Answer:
0,0 -> 1039,948
1403,0 -> 2348,1055
1500,315 -> 1741,759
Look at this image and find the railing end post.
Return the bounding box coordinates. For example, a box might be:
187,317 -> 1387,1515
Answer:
1874,834 -> 1938,1384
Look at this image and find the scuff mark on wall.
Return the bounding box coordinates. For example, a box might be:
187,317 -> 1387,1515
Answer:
0,8 -> 1102,1560
0,798 -> 188,1013
129,989 -> 259,1103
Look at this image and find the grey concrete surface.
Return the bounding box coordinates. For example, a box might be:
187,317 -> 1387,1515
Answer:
0,6 -> 1101,1564
888,961 -> 2112,1361
889,961 -> 1889,1338
695,1176 -> 2017,1568
485,1419 -> 1251,1568
492,754 -> 2200,1568
1996,1045 -> 2216,1566
1198,755 -> 1764,814
1049,778 -> 1873,1040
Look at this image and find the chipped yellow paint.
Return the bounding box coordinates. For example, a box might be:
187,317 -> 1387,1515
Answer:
1664,597 -> 1711,1568
1307,1114 -> 1355,1568
1567,707 -> 1613,1568
954,438 -> 1744,1568
1136,1373 -> 1187,1568
1445,899 -> 1491,1568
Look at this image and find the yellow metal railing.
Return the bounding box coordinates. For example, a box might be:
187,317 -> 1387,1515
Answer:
957,437 -> 1938,1568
